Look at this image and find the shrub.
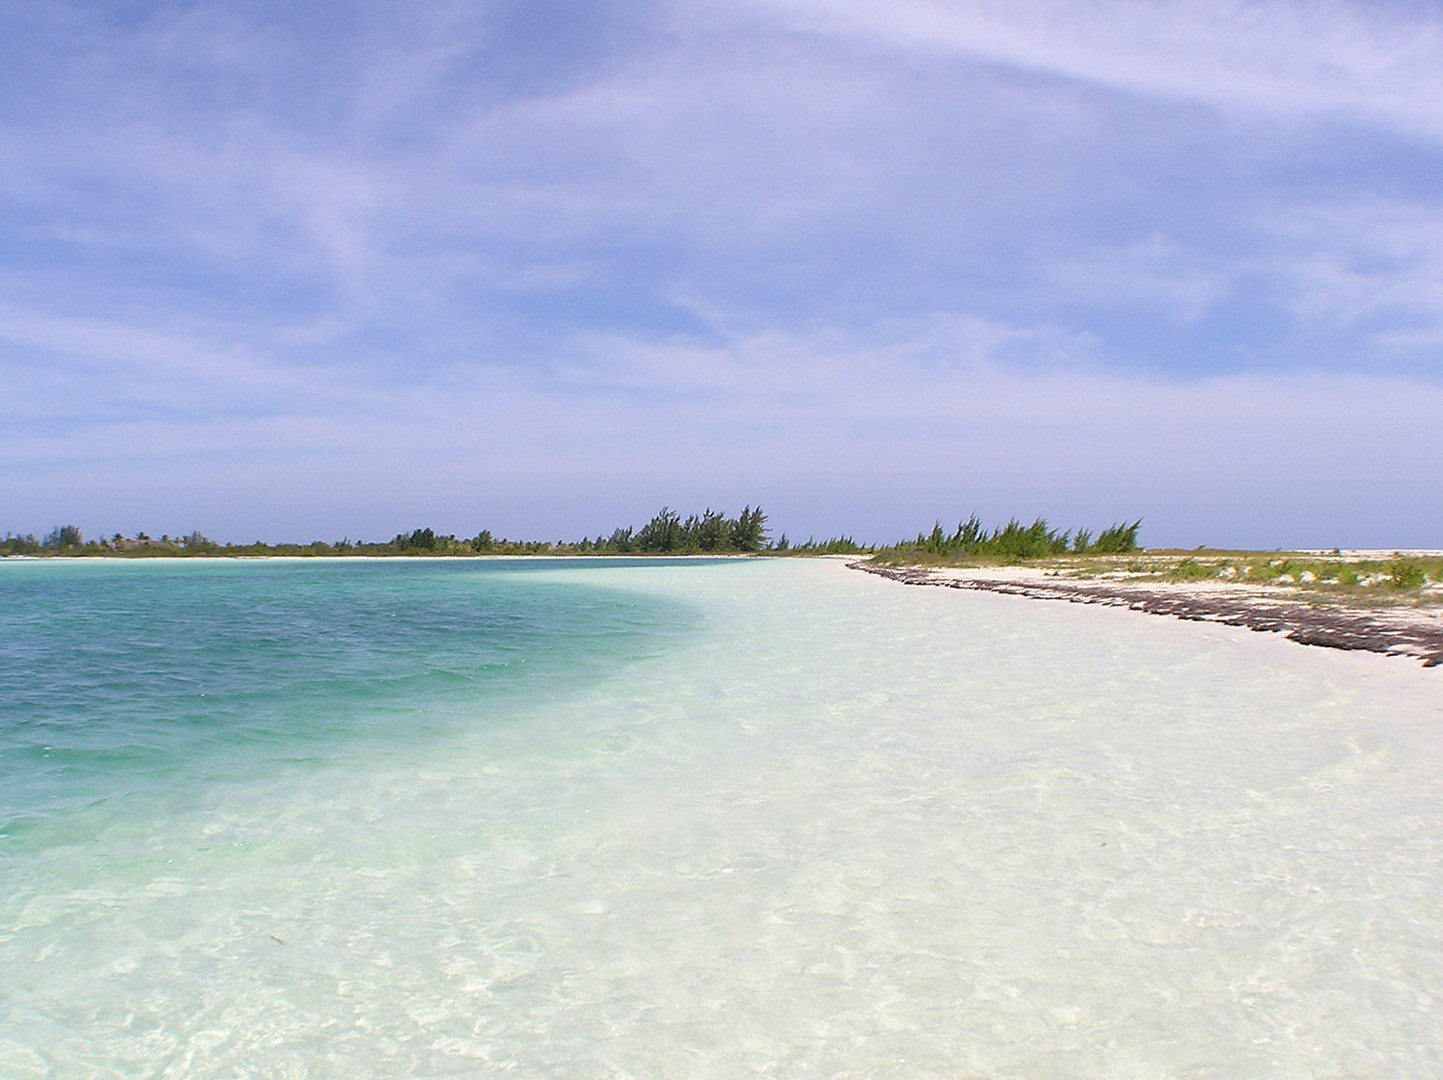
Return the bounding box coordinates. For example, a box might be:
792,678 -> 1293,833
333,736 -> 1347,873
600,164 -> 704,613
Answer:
877,514 -> 1141,562
1091,520 -> 1142,554
1388,558 -> 1426,591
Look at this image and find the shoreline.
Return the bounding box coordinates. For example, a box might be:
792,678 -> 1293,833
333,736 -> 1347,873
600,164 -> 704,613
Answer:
849,560 -> 1443,668
0,552 -> 763,563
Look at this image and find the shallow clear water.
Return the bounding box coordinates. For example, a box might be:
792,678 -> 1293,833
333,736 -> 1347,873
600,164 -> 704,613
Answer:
2,558 -> 1441,1077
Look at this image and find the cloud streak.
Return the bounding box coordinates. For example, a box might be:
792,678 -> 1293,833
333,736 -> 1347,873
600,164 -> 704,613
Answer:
1,0 -> 1440,542
6,312 -> 1439,547
739,0 -> 1443,135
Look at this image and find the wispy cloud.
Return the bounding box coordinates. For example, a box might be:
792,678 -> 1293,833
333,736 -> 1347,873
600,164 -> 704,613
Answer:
1,0 -> 1440,541
735,0 -> 1443,134
6,311 -> 1439,547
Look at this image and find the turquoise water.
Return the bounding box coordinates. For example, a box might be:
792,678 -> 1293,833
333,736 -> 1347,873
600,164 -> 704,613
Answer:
3,558 -> 1443,1076
1,559 -> 697,844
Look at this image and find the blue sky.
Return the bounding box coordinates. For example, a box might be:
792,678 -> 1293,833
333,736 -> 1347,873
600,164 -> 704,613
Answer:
3,0 -> 1441,547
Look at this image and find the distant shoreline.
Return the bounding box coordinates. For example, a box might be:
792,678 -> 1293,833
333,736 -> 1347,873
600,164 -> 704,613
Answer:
0,552 -> 764,562
850,560 -> 1443,669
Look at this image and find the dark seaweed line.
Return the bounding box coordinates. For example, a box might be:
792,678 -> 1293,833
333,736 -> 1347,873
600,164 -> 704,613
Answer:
848,562 -> 1443,668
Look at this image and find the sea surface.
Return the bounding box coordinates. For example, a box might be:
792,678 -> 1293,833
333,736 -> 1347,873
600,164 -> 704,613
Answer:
2,557 -> 1441,1077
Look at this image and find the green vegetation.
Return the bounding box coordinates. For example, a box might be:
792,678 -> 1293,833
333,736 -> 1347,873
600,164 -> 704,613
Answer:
564,505 -> 768,554
1132,550 -> 1440,599
1,506 -> 770,559
622,505 -> 768,553
1,511 -> 1139,564
859,517 -> 1438,601
770,534 -> 868,555
1390,557 -> 1427,591
872,515 -> 1141,565
4,526 -> 89,556
1172,557 -> 1212,580
5,513 -> 1436,607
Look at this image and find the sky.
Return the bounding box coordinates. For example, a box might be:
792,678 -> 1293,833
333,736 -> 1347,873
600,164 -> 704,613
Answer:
2,0 -> 1442,548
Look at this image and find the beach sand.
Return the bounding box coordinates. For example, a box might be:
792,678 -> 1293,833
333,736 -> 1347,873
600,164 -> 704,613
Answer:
850,559 -> 1443,667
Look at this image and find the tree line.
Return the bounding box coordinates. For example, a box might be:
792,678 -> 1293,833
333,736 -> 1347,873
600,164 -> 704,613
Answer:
880,515 -> 1141,561
3,509 -> 1143,561
1,506 -> 772,559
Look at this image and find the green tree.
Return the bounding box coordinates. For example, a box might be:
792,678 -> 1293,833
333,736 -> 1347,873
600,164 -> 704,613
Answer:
729,505 -> 767,552
394,528 -> 438,552
1092,520 -> 1142,554
43,525 -> 83,551
637,507 -> 684,552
